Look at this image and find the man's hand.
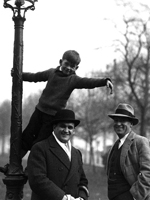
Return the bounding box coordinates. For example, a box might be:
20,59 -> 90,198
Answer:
106,80 -> 113,94
70,196 -> 76,200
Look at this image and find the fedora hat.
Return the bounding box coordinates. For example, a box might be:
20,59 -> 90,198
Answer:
108,103 -> 139,125
51,109 -> 80,127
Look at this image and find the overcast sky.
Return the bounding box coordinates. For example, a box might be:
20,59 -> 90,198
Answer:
0,0 -> 149,104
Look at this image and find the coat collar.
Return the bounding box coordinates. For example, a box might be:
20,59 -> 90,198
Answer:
107,131 -> 136,174
47,135 -> 79,184
120,131 -> 136,168
47,135 -> 70,169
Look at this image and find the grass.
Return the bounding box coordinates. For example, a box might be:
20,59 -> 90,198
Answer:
0,154 -> 108,200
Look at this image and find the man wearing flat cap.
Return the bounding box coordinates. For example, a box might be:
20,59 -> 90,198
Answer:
27,109 -> 89,200
106,103 -> 150,200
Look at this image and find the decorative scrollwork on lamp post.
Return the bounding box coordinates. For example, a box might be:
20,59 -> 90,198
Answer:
1,1 -> 37,199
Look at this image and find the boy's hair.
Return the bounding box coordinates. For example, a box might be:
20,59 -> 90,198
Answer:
62,50 -> 81,65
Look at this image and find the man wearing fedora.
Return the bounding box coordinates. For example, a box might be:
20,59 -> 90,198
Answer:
107,103 -> 150,200
27,109 -> 89,200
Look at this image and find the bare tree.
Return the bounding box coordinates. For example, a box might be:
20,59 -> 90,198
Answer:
112,2 -> 150,136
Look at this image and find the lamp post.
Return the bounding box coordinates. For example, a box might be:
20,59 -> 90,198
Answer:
1,1 -> 37,199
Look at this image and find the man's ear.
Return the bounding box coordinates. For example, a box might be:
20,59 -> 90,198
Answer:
72,130 -> 75,135
59,59 -> 62,65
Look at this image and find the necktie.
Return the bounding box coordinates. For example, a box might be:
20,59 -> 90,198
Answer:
65,143 -> 69,150
116,139 -> 120,149
65,143 -> 71,161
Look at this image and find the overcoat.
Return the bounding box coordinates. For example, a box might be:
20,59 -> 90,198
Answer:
107,131 -> 150,200
27,134 -> 88,200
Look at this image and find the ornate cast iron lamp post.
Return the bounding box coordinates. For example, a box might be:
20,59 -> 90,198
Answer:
1,1 -> 37,199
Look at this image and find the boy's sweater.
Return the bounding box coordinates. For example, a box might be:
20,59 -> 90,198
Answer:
23,67 -> 108,116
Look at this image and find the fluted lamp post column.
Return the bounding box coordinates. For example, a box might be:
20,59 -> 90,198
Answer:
1,1 -> 37,199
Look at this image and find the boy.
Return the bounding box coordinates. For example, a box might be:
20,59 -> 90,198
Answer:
21,50 -> 113,157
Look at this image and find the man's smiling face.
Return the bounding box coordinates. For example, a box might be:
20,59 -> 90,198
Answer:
113,117 -> 132,139
53,122 -> 75,143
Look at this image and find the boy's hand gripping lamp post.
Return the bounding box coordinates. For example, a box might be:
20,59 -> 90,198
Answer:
1,1 -> 37,199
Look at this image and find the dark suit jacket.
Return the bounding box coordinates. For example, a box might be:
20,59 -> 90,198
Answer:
107,131 -> 150,200
27,134 -> 88,200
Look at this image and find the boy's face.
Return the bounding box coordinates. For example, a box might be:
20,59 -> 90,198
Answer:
60,59 -> 78,75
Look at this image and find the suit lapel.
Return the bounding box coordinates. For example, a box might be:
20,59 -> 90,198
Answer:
47,135 -> 80,184
48,135 -> 70,169
64,147 -> 78,184
120,131 -> 136,168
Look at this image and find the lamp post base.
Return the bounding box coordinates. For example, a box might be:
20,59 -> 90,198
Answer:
3,175 -> 27,200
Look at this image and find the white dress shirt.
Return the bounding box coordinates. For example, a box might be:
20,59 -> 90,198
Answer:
118,133 -> 129,149
52,132 -> 71,160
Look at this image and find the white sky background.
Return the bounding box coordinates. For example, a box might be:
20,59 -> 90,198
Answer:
0,0 -> 149,104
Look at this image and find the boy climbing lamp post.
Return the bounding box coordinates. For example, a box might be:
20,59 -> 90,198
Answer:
1,1 -> 37,199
